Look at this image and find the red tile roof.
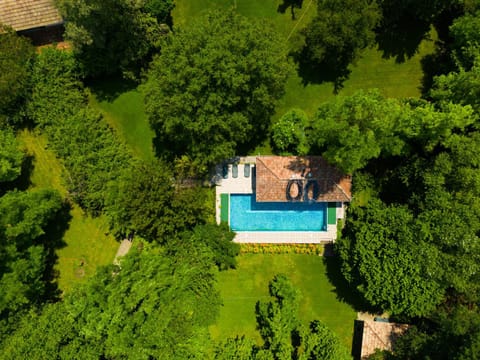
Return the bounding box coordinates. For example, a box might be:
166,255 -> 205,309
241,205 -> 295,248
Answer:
255,156 -> 352,202
0,0 -> 62,32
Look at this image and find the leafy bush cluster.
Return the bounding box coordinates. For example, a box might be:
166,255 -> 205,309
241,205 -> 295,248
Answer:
28,48 -> 133,214
240,243 -> 324,256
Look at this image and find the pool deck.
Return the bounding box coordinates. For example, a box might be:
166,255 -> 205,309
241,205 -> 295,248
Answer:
215,157 -> 341,243
234,225 -> 337,243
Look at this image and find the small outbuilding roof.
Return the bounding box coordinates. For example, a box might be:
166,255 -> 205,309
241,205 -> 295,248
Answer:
0,0 -> 63,32
360,320 -> 409,358
255,156 -> 352,203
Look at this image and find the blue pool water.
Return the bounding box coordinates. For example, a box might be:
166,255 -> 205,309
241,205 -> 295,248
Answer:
229,194 -> 326,231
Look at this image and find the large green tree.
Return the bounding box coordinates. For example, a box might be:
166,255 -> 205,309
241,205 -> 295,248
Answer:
0,26 -> 35,126
1,243 -> 221,359
106,160 -> 213,241
0,128 -> 24,184
56,0 -> 164,77
143,10 -> 291,171
299,0 -> 380,89
307,90 -> 475,174
29,48 -> 133,214
0,189 -> 63,341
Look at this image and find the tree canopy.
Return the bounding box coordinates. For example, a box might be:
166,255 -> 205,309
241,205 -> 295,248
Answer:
0,27 -> 35,126
105,160 -> 213,242
0,128 -> 24,184
1,243 -> 221,359
143,10 -> 291,171
0,189 -> 63,341
298,0 -> 380,89
56,0 -> 165,77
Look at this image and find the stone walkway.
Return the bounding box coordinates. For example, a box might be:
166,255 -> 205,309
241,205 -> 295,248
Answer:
113,239 -> 132,265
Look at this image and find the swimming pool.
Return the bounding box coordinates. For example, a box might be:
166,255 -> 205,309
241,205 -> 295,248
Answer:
229,194 -> 327,231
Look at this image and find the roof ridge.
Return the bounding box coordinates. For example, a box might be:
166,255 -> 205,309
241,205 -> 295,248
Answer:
256,157 -> 281,180
333,179 -> 352,202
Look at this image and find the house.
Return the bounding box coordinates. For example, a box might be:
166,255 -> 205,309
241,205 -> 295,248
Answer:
215,156 -> 352,243
0,0 -> 64,45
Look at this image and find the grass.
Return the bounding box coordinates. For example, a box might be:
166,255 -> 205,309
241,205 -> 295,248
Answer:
88,78 -> 155,162
18,129 -> 119,293
210,254 -> 357,349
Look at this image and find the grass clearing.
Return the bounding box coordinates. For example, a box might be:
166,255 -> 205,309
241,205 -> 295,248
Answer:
89,78 -> 155,162
210,254 -> 356,349
18,129 -> 119,293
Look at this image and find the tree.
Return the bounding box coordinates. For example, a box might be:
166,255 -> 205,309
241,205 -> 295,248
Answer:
447,10 -> 480,70
216,275 -> 350,359
0,189 -> 63,341
296,320 -> 351,360
186,224 -> 239,271
336,198 -> 445,317
0,128 -> 24,184
299,0 -> 380,89
256,275 -> 301,360
307,90 -> 475,174
271,108 -> 309,155
56,0 -> 164,77
106,160 -> 213,241
1,243 -> 221,359
143,10 -> 291,170
145,0 -> 174,24
28,48 -> 133,214
0,26 -> 35,126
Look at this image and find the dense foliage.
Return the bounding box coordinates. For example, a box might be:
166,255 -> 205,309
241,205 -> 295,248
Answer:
56,0 -> 168,77
271,108 -> 309,155
0,128 -> 24,184
28,48 -> 133,214
144,10 -> 291,171
0,189 -> 63,341
106,160 -> 214,241
0,27 -> 35,126
299,0 -> 380,89
0,243 -> 221,359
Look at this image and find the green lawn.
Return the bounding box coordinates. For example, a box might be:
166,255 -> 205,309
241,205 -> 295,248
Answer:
89,78 -> 155,162
210,254 -> 356,349
18,130 -> 119,293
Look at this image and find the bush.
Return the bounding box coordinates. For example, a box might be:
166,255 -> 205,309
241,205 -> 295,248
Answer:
240,243 -> 324,255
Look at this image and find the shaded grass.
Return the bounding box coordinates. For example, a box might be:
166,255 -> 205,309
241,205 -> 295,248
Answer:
18,130 -> 119,293
89,78 -> 155,162
210,254 -> 356,349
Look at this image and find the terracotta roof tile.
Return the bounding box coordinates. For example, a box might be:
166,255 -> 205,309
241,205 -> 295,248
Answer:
0,0 -> 62,31
255,156 -> 352,202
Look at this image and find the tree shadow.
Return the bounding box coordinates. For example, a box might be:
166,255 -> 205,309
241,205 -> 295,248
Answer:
323,255 -> 380,313
420,41 -> 458,97
294,47 -> 350,93
375,14 -> 432,63
277,0 -> 304,20
37,200 -> 72,301
0,154 -> 34,196
86,75 -> 138,102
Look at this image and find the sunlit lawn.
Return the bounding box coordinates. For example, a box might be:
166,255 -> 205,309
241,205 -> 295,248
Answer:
210,254 -> 357,349
18,130 -> 119,293
89,78 -> 155,162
